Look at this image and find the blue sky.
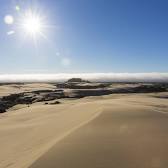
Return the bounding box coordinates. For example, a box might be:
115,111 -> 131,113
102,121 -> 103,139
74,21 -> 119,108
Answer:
0,0 -> 168,74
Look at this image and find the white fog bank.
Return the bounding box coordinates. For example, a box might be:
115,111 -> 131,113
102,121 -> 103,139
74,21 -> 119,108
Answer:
0,73 -> 168,83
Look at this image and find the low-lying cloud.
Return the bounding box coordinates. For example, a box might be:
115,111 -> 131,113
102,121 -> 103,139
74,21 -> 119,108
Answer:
0,73 -> 168,83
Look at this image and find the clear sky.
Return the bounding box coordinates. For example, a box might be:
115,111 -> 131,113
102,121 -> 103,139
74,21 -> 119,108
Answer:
0,0 -> 168,74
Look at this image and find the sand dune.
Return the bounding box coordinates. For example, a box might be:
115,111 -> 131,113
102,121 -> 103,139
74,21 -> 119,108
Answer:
0,83 -> 55,97
29,99 -> 168,168
0,100 -> 102,168
0,90 -> 168,168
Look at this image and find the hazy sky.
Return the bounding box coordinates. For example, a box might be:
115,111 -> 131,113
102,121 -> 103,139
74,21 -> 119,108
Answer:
1,0 -> 168,74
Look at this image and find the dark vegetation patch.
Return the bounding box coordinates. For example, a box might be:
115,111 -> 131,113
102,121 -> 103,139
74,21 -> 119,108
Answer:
0,90 -> 65,113
153,95 -> 168,99
0,82 -> 167,113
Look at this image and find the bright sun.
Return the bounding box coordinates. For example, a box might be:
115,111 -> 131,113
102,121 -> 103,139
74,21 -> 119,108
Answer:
23,13 -> 41,35
18,9 -> 45,40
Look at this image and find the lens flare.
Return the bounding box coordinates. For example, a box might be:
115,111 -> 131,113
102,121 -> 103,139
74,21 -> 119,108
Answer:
7,30 -> 15,35
4,15 -> 14,25
15,5 -> 20,12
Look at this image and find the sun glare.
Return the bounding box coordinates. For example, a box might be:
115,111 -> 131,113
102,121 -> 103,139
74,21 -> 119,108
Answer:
5,5 -> 53,46
22,11 -> 42,35
17,9 -> 47,42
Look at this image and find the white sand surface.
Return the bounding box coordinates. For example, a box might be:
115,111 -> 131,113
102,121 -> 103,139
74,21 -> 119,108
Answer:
0,90 -> 168,168
0,99 -> 102,168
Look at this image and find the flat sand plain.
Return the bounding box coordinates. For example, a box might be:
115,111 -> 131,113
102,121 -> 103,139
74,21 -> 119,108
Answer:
0,83 -> 55,96
0,84 -> 168,168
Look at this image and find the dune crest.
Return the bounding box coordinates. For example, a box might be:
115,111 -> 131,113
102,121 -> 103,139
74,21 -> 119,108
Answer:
0,100 -> 103,168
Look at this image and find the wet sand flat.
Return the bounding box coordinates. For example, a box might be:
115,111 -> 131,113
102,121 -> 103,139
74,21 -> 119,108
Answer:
29,104 -> 168,168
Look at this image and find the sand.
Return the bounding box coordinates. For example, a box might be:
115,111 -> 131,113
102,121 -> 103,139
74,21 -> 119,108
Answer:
0,83 -> 55,96
0,88 -> 168,168
30,97 -> 168,168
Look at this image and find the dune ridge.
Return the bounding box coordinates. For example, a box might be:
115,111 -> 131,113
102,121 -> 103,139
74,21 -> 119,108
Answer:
0,83 -> 168,168
0,100 -> 103,168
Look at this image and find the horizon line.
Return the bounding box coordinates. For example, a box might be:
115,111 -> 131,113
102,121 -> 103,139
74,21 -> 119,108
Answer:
0,73 -> 168,83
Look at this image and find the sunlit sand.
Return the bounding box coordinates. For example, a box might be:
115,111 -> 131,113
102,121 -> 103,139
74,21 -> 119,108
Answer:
0,83 -> 168,168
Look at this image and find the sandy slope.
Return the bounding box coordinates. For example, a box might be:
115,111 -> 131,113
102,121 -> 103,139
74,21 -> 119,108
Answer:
0,100 -> 103,168
30,100 -> 168,168
0,93 -> 168,168
0,83 -> 55,96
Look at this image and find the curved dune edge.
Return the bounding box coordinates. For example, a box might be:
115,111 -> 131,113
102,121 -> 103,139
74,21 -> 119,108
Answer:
0,100 -> 103,168
1,93 -> 168,168
26,107 -> 102,168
